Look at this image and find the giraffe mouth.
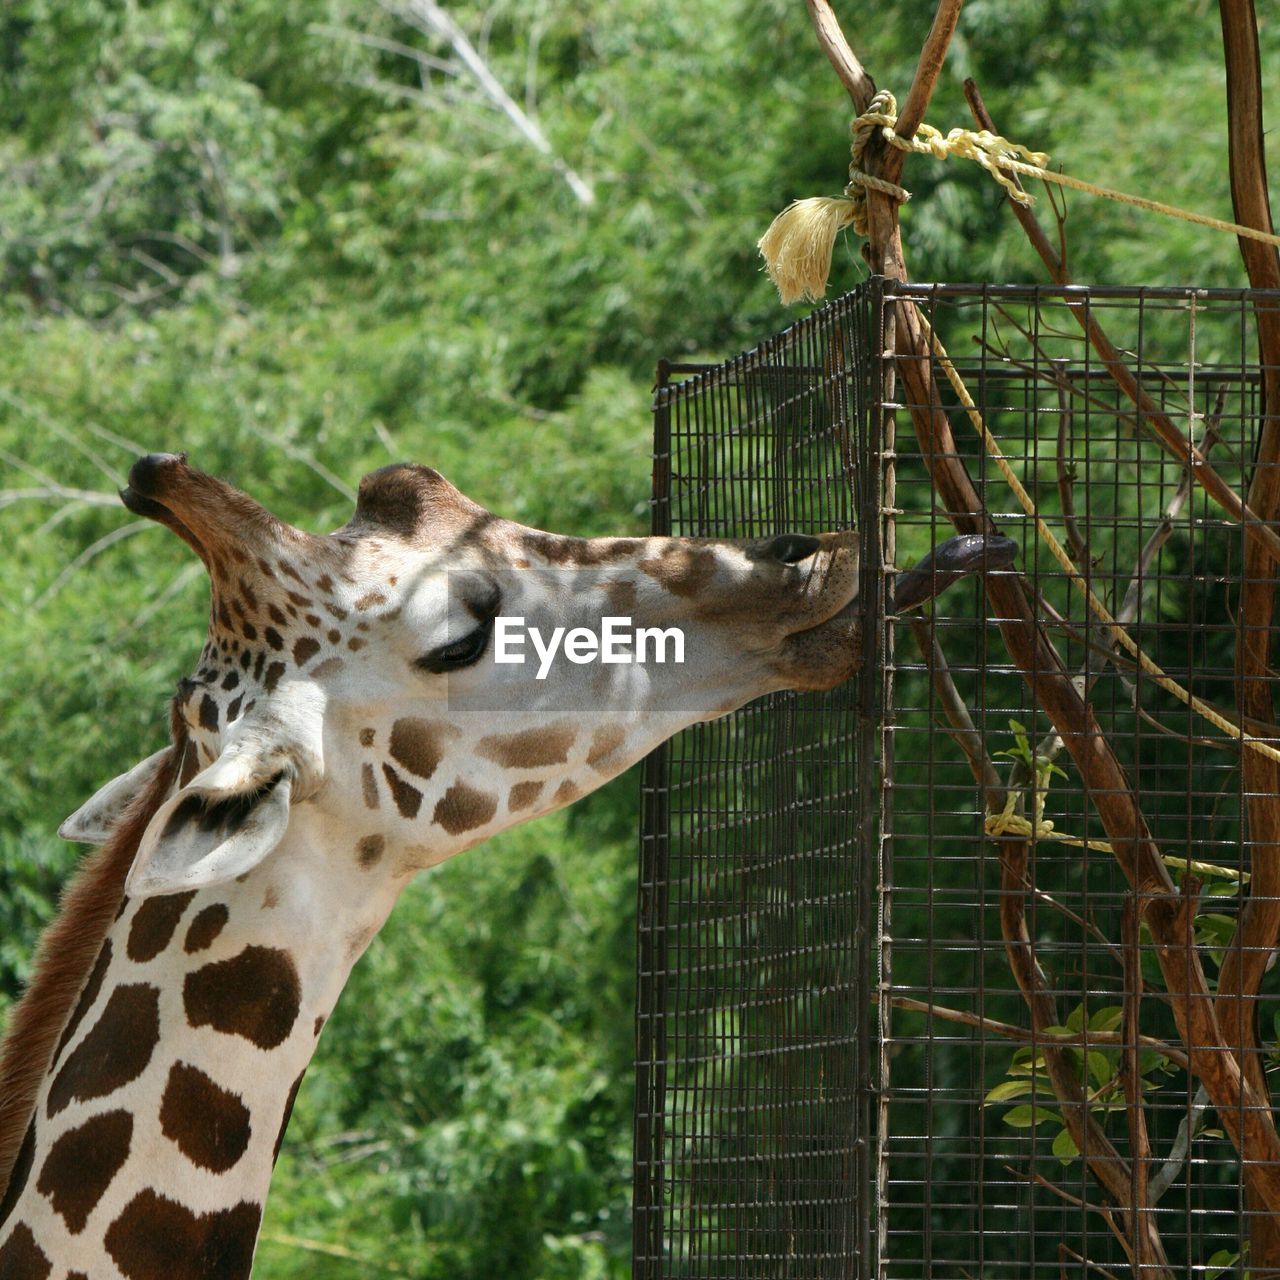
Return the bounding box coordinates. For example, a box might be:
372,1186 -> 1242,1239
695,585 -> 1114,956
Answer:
779,542 -> 861,638
784,588 -> 859,639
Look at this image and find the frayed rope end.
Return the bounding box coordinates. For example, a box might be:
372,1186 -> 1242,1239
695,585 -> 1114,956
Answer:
757,196 -> 857,305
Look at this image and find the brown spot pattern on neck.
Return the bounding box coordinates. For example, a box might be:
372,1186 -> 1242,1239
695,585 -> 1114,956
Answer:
183,946 -> 301,1050
184,903 -> 229,953
105,1189 -> 260,1280
127,892 -> 197,963
46,985 -> 162,1118
36,1109 -> 133,1233
160,1062 -> 252,1173
0,1222 -> 51,1279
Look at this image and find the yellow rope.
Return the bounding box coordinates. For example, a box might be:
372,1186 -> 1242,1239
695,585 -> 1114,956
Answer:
850,91 -> 1280,250
758,90 -> 1280,304
913,311 -> 1280,771
982,802 -> 1249,881
844,90 -> 1043,236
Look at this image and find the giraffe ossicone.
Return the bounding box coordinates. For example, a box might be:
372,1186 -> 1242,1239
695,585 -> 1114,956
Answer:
0,453 -> 865,1279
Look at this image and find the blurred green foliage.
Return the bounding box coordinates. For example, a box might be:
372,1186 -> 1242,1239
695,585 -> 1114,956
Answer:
0,1 -> 1276,1275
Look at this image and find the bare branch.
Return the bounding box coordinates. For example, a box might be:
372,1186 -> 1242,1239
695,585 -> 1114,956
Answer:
908,615 -> 1003,803
33,522 -> 152,610
0,486 -> 119,510
249,431 -> 357,504
1120,899 -> 1156,1266
1147,1084 -> 1210,1202
386,0 -> 595,206
1057,1244 -> 1125,1280
802,0 -> 876,110
1213,9 -> 1280,1263
896,0 -> 964,142
884,996 -> 1189,1072
961,76 -> 1280,570
308,22 -> 459,75
1051,360 -> 1090,568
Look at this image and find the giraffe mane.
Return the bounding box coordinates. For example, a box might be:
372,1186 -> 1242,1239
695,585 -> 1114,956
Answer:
0,714 -> 187,1199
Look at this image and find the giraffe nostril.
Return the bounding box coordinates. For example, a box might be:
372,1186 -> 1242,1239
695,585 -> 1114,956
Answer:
769,533 -> 822,565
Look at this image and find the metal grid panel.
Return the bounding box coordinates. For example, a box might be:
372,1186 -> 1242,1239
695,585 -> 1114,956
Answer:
880,282 -> 1279,1278
634,290 -> 883,1279
639,280 -> 1280,1278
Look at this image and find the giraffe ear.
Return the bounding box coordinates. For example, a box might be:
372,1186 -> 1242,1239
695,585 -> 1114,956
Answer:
125,751 -> 295,899
59,747 -> 174,845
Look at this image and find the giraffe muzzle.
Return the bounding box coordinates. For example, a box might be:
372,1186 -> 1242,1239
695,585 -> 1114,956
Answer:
126,451 -> 189,497
120,452 -> 313,565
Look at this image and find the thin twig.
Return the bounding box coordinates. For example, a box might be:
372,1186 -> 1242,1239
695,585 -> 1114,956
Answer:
308,21 -> 459,74
1057,1243 -> 1124,1280
1121,898 -> 1155,1266
895,0 -> 964,142
908,615 -> 1003,803
883,996 -> 1189,1071
1051,359 -> 1090,568
253,432 -> 357,503
0,389 -> 127,486
33,522 -> 152,610
1147,1083 -> 1210,1202
371,419 -> 399,460
257,1231 -> 407,1273
116,562 -> 205,636
801,0 -> 875,109
0,486 -> 119,509
386,0 -> 595,205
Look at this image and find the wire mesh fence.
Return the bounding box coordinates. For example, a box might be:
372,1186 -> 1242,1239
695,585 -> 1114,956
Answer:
634,291 -> 884,1279
636,279 -> 1280,1279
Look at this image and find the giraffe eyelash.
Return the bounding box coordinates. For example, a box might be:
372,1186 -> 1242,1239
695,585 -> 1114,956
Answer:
415,614 -> 495,675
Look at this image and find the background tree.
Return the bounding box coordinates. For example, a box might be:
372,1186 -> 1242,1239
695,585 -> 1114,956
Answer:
0,1 -> 1275,1275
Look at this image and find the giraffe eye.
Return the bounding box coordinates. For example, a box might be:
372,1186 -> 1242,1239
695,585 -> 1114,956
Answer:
416,615 -> 494,674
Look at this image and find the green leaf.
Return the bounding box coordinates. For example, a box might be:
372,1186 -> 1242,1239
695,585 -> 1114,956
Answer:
1003,1104 -> 1051,1129
1206,1248 -> 1240,1279
984,1078 -> 1043,1104
1196,913 -> 1238,944
1052,1127 -> 1079,1164
1087,1050 -> 1115,1087
1137,1050 -> 1173,1077
1008,1059 -> 1047,1077
1088,1006 -> 1124,1034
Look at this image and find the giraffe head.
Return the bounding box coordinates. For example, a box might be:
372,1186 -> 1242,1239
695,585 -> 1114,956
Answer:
62,454 -> 863,896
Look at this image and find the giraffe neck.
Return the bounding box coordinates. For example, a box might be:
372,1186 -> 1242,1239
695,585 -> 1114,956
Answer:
0,811 -> 402,1280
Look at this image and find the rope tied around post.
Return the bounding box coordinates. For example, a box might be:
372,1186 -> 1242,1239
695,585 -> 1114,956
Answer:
759,89 -> 1280,306
759,91 -> 1044,304
844,90 -> 1043,233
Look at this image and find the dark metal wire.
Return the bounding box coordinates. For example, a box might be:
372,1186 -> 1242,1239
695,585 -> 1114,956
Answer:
637,281 -> 1280,1279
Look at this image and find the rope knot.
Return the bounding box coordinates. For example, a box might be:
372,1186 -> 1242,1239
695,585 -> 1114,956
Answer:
984,793 -> 1054,842
758,88 -> 1053,305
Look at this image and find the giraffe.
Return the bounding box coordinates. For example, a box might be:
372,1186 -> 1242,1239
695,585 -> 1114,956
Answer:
0,453 -> 1006,1278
